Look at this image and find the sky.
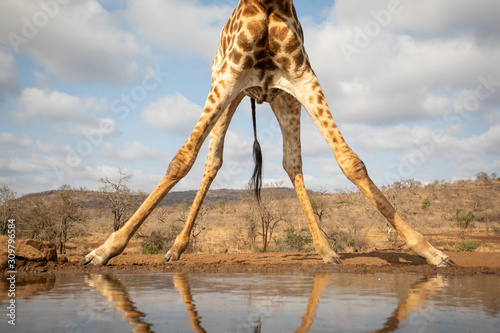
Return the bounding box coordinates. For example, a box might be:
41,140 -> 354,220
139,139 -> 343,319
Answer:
0,0 -> 499,196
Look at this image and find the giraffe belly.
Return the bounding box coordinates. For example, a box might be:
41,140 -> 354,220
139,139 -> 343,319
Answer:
244,86 -> 282,104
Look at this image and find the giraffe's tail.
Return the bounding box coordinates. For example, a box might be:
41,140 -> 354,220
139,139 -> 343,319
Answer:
250,98 -> 262,203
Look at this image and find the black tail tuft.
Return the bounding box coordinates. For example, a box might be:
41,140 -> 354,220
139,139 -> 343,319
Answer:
250,98 -> 262,203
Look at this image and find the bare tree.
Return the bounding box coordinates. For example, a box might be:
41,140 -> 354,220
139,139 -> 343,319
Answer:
22,198 -> 53,241
53,185 -> 86,254
0,186 -> 17,235
247,181 -> 287,252
175,200 -> 208,253
99,169 -> 134,231
190,206 -> 208,253
309,188 -> 329,226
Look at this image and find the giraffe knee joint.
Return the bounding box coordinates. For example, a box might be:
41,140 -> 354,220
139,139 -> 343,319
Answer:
343,157 -> 368,182
205,157 -> 223,180
166,156 -> 190,180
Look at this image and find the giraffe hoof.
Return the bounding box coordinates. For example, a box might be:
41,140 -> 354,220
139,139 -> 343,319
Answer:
163,250 -> 181,262
324,256 -> 343,265
79,248 -> 110,266
437,257 -> 456,267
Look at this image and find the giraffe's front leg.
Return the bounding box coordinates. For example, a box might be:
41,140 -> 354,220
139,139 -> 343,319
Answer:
81,78 -> 240,266
164,94 -> 244,262
80,230 -> 129,266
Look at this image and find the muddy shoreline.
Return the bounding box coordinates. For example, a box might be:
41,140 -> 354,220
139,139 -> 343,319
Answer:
5,251 -> 500,276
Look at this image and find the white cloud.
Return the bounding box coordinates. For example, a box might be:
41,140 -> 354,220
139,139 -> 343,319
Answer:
15,88 -> 91,123
13,88 -> 115,140
343,123 -> 441,153
0,132 -> 31,147
391,0 -> 500,41
123,0 -> 231,58
141,93 -> 201,134
36,140 -> 57,153
0,49 -> 18,101
0,0 -> 148,84
303,1 -> 500,126
104,141 -> 162,161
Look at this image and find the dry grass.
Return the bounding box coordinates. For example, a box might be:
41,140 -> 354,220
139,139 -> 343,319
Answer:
35,179 -> 500,256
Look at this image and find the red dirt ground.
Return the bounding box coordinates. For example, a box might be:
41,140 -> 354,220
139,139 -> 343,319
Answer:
12,250 -> 500,275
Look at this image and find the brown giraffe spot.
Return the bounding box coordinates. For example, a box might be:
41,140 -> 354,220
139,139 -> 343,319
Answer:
247,21 -> 264,38
277,1 -> 292,14
293,51 -> 305,68
204,107 -> 212,114
285,37 -> 300,54
308,96 -> 314,104
328,130 -> 339,143
242,56 -> 254,70
317,107 -> 324,117
268,38 -> 282,55
255,49 -> 267,61
229,48 -> 243,64
276,57 -> 291,71
242,5 -> 259,18
208,95 -> 216,105
213,86 -> 221,99
237,32 -> 253,52
269,21 -> 289,39
317,95 -> 325,105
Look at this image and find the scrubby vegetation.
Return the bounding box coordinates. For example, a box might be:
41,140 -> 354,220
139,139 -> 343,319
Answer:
1,171 -> 499,257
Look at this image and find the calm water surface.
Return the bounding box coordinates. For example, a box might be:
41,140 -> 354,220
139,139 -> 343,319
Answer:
1,272 -> 499,332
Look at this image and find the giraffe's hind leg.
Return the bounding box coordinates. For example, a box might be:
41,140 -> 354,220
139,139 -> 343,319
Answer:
284,72 -> 455,267
164,94 -> 244,262
271,93 -> 342,264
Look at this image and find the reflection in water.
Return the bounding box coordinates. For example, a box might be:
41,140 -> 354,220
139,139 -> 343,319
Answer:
369,275 -> 446,333
85,272 -> 448,333
84,274 -> 154,333
1,272 -> 498,332
0,274 -> 56,304
297,273 -> 331,333
173,274 -> 206,333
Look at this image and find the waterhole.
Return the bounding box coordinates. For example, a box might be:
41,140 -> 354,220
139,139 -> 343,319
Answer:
1,272 -> 499,332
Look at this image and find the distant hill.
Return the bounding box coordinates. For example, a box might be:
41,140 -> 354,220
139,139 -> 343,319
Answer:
15,187 -> 298,209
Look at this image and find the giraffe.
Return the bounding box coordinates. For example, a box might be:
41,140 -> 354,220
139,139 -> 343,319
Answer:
81,0 -> 455,267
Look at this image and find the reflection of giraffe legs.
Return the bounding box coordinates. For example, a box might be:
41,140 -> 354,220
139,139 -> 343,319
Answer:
296,273 -> 331,333
369,275 -> 447,333
84,274 -> 153,333
173,273 -> 207,333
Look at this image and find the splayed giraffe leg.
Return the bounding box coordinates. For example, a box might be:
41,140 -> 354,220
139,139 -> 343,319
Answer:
271,92 -> 341,264
164,93 -> 244,262
285,73 -> 455,267
80,81 -> 241,266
